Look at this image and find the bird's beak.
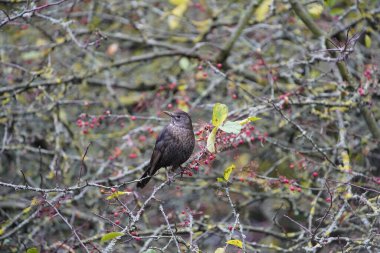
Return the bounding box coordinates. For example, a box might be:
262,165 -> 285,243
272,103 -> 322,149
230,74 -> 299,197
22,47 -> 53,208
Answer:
163,111 -> 174,117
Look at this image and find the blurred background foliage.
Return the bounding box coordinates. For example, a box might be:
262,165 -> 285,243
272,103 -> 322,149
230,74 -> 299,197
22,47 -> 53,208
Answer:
0,0 -> 379,252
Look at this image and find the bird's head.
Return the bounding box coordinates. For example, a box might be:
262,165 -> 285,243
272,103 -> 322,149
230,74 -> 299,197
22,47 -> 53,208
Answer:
164,110 -> 193,130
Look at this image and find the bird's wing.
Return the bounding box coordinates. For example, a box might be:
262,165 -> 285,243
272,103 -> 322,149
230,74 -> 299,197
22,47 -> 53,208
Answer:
148,148 -> 162,174
147,126 -> 170,173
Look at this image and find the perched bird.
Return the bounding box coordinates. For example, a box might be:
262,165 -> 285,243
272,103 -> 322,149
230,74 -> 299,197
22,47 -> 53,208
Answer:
136,110 -> 195,188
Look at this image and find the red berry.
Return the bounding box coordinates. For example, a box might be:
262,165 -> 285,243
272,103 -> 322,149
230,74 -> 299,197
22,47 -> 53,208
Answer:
115,220 -> 120,225
232,94 -> 237,99
114,212 -> 119,217
326,197 -> 332,203
188,172 -> 193,176
289,185 -> 295,191
131,116 -> 137,121
167,103 -> 173,109
289,163 -> 294,169
111,187 -> 116,193
358,87 -> 365,96
129,153 -> 138,159
312,172 -> 318,177
168,82 -> 176,90
216,63 -> 222,69
138,135 -> 146,142
228,225 -> 233,231
76,119 -> 83,127
202,72 -> 208,78
197,65 -> 203,70
204,160 -> 209,165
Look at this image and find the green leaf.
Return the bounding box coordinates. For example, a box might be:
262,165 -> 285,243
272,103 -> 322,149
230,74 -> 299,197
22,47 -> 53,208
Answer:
220,121 -> 242,134
26,248 -> 39,253
206,127 -> 218,153
179,57 -> 190,70
223,164 -> 235,181
365,34 -> 371,48
142,250 -> 158,253
324,0 -> 336,7
106,191 -> 131,200
212,103 -> 228,127
101,232 -> 125,243
329,7 -> 344,15
226,239 -> 243,248
239,116 -> 261,125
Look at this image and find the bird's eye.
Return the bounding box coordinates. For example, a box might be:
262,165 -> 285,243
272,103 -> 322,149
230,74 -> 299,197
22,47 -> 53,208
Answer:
176,115 -> 181,119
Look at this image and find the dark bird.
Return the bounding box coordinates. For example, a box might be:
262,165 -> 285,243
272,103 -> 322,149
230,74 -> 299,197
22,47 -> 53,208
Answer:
136,110 -> 195,188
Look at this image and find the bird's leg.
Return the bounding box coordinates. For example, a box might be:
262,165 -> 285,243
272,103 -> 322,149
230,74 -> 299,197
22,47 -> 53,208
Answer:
165,167 -> 175,186
179,165 -> 186,178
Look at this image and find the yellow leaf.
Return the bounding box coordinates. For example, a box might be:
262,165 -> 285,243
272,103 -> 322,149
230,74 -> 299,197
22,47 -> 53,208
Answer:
223,164 -> 236,181
26,248 -> 39,253
255,0 -> 273,22
55,37 -> 65,44
47,170 -> 55,179
192,19 -> 212,33
172,3 -> 187,16
344,192 -> 353,200
338,151 -> 350,171
177,84 -> 187,91
169,0 -> 189,6
177,99 -> 190,112
36,38 -> 48,46
168,3 -> 188,30
206,127 -> 218,153
23,207 -> 31,214
212,103 -> 228,127
239,116 -> 261,125
106,191 -> 131,200
214,248 -> 225,253
100,232 -> 124,243
226,239 -> 243,249
2,97 -> 11,106
329,107 -> 348,112
308,3 -> 324,18
364,34 -> 371,48
31,197 -> 39,206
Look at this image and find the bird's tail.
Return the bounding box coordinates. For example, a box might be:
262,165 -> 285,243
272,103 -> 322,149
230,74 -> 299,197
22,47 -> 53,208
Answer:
136,165 -> 152,188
